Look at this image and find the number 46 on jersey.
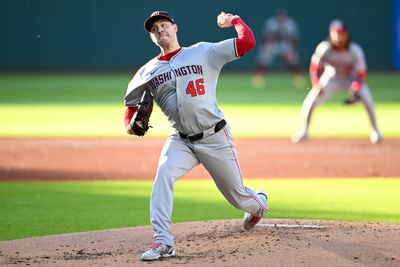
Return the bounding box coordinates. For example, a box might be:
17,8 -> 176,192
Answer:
186,78 -> 205,97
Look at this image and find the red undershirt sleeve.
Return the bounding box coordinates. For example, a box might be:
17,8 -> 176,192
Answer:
309,62 -> 322,86
351,71 -> 366,92
231,17 -> 256,57
124,106 -> 137,128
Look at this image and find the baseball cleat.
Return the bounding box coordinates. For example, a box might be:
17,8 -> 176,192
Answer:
370,130 -> 383,144
141,242 -> 175,261
243,212 -> 261,230
291,132 -> 308,143
243,190 -> 268,231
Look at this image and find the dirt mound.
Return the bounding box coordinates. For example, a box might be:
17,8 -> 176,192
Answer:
1,138 -> 400,181
0,219 -> 399,267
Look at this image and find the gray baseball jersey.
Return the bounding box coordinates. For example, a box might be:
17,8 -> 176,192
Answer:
303,40 -> 375,113
125,39 -> 237,134
311,40 -> 366,79
125,38 -> 267,247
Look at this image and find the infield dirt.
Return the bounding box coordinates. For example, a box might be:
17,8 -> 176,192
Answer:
1,137 -> 399,180
0,137 -> 399,267
0,219 -> 399,266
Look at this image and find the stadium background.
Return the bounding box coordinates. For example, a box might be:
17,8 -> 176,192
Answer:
0,0 -> 396,71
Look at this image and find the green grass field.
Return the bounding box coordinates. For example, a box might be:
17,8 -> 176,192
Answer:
0,72 -> 399,137
1,179 -> 399,241
0,72 -> 399,241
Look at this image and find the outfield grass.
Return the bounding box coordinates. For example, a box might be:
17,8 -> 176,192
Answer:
0,72 -> 399,137
0,73 -> 399,241
1,103 -> 399,137
1,72 -> 399,104
0,178 -> 399,241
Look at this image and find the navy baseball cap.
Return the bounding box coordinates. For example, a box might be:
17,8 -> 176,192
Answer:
330,19 -> 348,32
144,11 -> 175,32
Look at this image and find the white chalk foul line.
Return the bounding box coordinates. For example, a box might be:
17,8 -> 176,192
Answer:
258,223 -> 327,229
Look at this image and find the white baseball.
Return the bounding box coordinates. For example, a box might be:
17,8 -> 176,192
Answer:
217,14 -> 226,25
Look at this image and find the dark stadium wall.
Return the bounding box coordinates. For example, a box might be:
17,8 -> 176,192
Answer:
0,0 -> 392,71
394,0 -> 400,70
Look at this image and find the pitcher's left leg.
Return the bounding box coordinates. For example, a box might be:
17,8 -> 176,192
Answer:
195,124 -> 268,219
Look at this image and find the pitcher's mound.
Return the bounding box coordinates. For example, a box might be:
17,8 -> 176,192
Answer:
1,219 -> 399,267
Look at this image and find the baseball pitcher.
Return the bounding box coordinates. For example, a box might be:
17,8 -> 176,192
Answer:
124,11 -> 268,261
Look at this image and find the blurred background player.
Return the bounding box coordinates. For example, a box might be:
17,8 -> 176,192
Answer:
292,19 -> 383,144
252,8 -> 304,89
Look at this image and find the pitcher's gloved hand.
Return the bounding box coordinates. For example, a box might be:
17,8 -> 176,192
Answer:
128,90 -> 154,136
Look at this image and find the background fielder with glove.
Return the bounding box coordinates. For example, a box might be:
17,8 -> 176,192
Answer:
292,19 -> 383,144
124,11 -> 268,261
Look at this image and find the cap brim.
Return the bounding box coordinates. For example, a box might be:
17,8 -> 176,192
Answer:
144,15 -> 174,32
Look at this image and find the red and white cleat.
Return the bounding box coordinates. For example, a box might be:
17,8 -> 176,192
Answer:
141,242 -> 175,261
243,190 -> 268,230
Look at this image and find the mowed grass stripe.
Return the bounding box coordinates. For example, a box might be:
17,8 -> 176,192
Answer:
1,72 -> 399,137
0,178 -> 399,240
0,103 -> 399,137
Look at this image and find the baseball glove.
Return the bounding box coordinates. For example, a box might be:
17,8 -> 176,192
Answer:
343,90 -> 360,105
128,90 -> 154,136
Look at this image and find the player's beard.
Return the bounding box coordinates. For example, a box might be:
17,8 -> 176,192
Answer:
330,31 -> 349,49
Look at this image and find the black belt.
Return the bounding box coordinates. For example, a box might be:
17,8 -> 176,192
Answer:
179,119 -> 226,142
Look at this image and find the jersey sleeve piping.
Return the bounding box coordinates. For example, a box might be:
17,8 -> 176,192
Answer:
233,38 -> 240,58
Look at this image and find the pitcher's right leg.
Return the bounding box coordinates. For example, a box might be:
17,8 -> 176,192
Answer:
143,134 -> 199,260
